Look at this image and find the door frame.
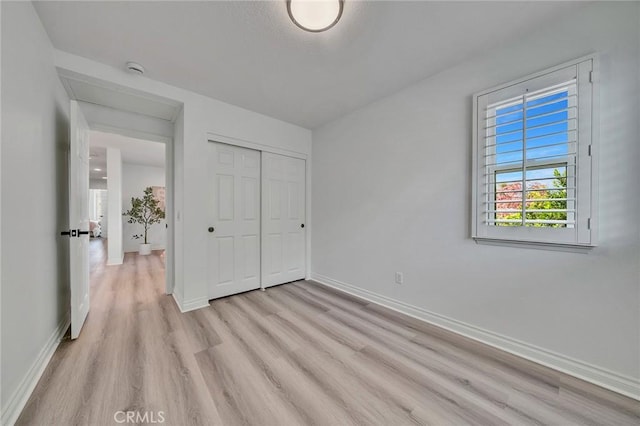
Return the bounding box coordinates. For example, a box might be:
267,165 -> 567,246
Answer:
206,132 -> 311,290
57,68 -> 180,297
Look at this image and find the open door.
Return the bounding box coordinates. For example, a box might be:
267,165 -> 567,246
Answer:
67,100 -> 91,339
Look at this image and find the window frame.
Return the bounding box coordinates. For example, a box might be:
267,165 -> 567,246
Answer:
471,56 -> 598,250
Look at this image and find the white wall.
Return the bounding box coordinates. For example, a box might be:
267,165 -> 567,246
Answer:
312,2 -> 640,396
53,49 -> 313,311
1,2 -> 70,422
122,163 -> 166,253
106,148 -> 123,264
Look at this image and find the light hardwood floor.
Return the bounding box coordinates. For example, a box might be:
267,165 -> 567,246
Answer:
16,239 -> 640,425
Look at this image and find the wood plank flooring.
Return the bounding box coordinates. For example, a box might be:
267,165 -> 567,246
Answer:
16,239 -> 640,425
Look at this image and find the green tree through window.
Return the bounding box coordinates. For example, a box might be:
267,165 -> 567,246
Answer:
496,168 -> 568,227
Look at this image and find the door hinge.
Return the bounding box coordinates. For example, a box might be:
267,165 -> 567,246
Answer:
587,218 -> 591,229
588,145 -> 592,156
589,71 -> 593,83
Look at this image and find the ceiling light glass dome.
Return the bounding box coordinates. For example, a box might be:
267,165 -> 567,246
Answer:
287,0 -> 344,32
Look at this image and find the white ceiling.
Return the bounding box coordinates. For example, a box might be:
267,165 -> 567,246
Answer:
89,130 -> 166,180
34,1 -> 586,129
89,146 -> 107,180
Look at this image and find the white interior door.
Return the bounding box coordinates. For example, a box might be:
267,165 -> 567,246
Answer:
262,152 -> 306,288
69,100 -> 91,339
208,143 -> 261,299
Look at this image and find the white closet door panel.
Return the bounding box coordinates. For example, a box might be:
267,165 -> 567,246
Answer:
217,175 -> 235,221
262,152 -> 306,288
208,143 -> 261,299
286,231 -> 305,274
242,235 -> 260,279
217,237 -> 235,285
242,177 -> 259,220
267,233 -> 283,275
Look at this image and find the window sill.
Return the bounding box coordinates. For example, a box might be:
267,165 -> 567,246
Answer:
473,237 -> 595,253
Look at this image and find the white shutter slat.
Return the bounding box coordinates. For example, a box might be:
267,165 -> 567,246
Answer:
485,198 -> 573,204
485,188 -> 577,195
484,141 -> 576,157
487,209 -> 576,214
485,219 -> 576,225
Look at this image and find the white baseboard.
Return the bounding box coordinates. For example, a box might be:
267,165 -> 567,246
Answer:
124,245 -> 166,254
172,292 -> 209,313
106,255 -> 124,265
310,273 -> 640,401
171,291 -> 183,311
1,313 -> 71,426
180,297 -> 210,313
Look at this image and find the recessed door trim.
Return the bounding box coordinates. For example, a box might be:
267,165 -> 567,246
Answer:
207,132 -> 307,160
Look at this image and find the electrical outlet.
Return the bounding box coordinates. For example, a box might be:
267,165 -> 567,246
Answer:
395,272 -> 403,285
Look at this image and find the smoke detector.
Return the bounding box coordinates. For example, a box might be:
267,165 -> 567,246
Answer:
126,61 -> 145,75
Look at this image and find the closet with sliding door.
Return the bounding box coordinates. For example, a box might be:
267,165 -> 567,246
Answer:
207,141 -> 306,299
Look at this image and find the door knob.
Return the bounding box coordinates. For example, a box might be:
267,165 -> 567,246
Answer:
60,229 -> 89,237
301,224 -> 305,228
208,227 -> 215,233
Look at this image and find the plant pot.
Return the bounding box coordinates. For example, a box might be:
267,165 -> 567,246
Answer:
139,243 -> 152,256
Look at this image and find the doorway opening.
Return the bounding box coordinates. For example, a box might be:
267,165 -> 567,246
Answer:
89,188 -> 107,239
88,131 -> 167,265
62,82 -> 180,339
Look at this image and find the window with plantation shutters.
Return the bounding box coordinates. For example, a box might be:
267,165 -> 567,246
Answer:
472,57 -> 597,249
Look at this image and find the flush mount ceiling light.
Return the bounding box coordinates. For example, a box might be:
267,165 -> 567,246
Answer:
287,0 -> 344,32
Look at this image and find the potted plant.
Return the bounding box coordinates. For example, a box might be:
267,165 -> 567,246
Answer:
123,186 -> 165,255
